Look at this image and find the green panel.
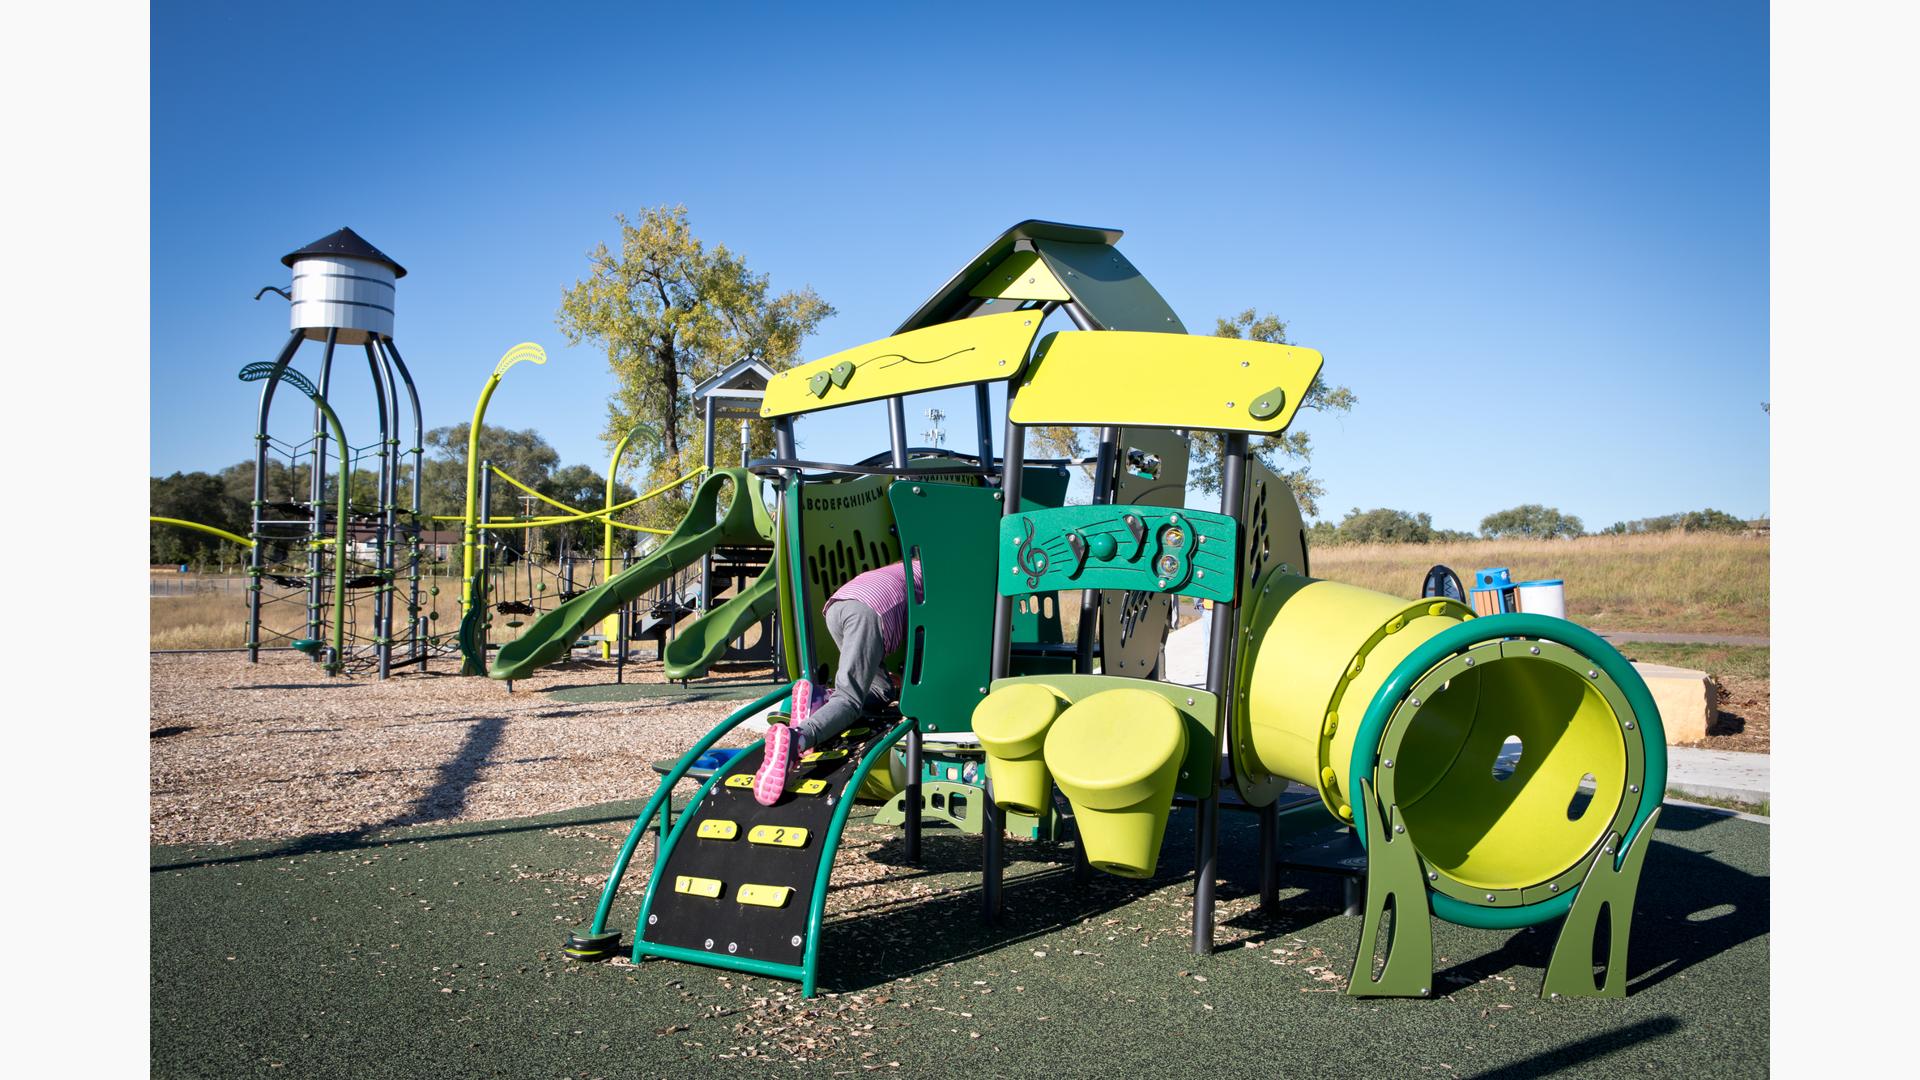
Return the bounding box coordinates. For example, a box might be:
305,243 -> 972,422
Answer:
1230,460 -> 1309,806
892,469 -> 1072,733
1010,465 -> 1071,647
990,674 -> 1218,801
891,482 -> 1000,732
1031,239 -> 1187,332
1000,506 -> 1237,602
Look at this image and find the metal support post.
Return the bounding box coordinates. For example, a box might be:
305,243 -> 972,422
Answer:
305,329 -> 339,653
904,721 -> 922,864
1193,433 -> 1248,954
983,396 -> 1026,923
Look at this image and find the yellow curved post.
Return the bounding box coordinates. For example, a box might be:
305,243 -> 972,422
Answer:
460,343 -> 546,622
601,424 -> 649,657
150,517 -> 255,549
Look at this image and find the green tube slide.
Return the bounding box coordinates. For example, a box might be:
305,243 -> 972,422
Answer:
486,469 -> 773,680
661,559 -> 781,680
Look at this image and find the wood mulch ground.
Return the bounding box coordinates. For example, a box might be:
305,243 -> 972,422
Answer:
150,652 -> 777,847
1694,673 -> 1770,754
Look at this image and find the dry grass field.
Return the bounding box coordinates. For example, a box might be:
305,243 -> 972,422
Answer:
1309,532 -> 1769,636
153,533 -> 1768,649
150,568 -> 470,651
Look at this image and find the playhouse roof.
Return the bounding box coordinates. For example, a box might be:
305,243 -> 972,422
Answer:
281,227 -> 408,278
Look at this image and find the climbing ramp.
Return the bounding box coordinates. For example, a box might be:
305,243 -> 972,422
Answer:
630,715 -> 909,993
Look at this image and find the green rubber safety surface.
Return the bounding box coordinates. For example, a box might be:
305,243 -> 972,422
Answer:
544,679 -> 779,704
152,801 -> 1768,1077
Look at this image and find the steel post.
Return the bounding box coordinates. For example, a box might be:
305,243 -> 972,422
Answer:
306,329 -> 339,652
1193,433 -> 1249,954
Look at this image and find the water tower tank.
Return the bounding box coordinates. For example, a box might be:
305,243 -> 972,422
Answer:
281,227 -> 407,344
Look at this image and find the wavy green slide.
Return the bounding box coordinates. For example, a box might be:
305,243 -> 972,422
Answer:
488,469 -> 774,681
661,561 -> 780,680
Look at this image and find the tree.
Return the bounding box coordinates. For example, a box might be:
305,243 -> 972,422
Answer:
1601,508 -> 1748,535
1480,504 -> 1584,539
556,206 -> 833,530
420,423 -> 561,522
1026,308 -> 1355,517
1302,507 -> 1478,546
534,463 -> 636,559
150,471 -> 248,565
1336,507 -> 1437,544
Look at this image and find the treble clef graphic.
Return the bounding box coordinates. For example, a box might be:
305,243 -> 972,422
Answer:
1017,518 -> 1049,588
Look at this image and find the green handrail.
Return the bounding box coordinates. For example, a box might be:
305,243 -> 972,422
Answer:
583,680 -> 796,938
801,716 -> 913,996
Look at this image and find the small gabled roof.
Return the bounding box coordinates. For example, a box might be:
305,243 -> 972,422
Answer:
694,355 -> 777,400
282,226 -> 408,278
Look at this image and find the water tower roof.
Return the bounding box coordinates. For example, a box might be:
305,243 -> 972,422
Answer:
282,227 -> 407,278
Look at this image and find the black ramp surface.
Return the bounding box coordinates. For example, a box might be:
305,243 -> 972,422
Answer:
639,720 -> 889,965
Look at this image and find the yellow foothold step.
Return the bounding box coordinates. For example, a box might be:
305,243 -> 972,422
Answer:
674,875 -> 723,899
791,779 -> 827,796
724,774 -> 756,790
738,884 -> 793,908
748,825 -> 809,848
1043,688 -> 1188,879
697,820 -> 739,840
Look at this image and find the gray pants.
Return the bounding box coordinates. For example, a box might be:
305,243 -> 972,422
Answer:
794,600 -> 891,750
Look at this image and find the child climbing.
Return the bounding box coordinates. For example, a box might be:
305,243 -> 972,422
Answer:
754,558 -> 923,805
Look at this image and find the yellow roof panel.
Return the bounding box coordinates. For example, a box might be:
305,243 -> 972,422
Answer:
761,310 -> 1044,418
1009,331 -> 1323,434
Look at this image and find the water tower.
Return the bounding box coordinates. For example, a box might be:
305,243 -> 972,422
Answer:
244,227 -> 426,678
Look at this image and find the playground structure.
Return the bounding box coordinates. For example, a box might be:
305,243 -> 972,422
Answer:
555,220 -> 1667,1003
233,228 -> 428,677
453,356 -> 785,682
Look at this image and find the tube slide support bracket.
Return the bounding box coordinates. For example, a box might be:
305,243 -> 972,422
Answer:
1347,779 -> 1433,998
1541,807 -> 1662,1000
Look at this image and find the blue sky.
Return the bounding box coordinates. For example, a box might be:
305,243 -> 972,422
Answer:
150,0 -> 1767,530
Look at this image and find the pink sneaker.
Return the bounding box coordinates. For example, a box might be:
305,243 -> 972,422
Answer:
790,678 -> 822,729
753,722 -> 793,806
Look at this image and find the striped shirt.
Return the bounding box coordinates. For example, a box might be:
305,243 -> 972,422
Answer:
825,559 -> 922,654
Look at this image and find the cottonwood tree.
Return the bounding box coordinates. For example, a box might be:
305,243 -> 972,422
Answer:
556,206 -> 832,530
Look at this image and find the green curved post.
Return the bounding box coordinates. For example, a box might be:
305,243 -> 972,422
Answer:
580,680 -> 796,938
238,363 -> 353,674
802,717 -> 914,996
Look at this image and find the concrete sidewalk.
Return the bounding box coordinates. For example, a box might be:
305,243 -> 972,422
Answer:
1665,746 -> 1769,805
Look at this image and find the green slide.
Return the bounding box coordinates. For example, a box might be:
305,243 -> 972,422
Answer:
661,560 -> 780,680
487,469 -> 774,681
